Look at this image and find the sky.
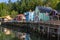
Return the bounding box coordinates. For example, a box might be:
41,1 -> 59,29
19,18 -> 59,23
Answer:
0,0 -> 17,3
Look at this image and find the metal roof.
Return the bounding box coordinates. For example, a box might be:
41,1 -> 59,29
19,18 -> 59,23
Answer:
36,6 -> 52,13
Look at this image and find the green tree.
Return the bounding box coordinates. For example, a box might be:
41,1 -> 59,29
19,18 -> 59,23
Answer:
56,2 -> 60,10
20,0 -> 26,13
11,0 -> 21,13
11,10 -> 18,18
45,0 -> 60,9
0,9 -> 9,17
0,3 -> 7,10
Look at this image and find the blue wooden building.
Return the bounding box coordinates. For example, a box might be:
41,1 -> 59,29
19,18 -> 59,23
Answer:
34,6 -> 52,22
24,11 -> 34,22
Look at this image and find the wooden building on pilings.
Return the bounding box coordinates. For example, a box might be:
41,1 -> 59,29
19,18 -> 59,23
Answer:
1,14 -> 60,40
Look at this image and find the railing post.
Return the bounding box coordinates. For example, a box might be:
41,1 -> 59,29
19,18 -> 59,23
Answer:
50,16 -> 53,21
58,15 -> 59,21
58,26 -> 60,40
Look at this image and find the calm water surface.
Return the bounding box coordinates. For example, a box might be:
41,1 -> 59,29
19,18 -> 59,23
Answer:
0,25 -> 46,40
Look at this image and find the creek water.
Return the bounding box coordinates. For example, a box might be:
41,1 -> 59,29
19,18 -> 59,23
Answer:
0,25 -> 58,40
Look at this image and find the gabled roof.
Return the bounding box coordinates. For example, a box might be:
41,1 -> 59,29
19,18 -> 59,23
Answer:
4,15 -> 12,20
36,6 -> 52,13
17,14 -> 26,19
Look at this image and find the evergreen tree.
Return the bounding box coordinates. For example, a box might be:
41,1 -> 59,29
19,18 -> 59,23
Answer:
56,2 -> 60,10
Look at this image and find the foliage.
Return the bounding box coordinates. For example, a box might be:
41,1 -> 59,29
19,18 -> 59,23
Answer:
11,10 -> 18,18
45,0 -> 60,9
56,2 -> 60,10
0,9 -> 9,17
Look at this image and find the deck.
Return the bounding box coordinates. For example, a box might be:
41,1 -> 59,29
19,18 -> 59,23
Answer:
1,20 -> 60,33
1,20 -> 60,26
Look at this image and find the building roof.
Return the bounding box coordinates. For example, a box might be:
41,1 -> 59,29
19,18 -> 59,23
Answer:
5,15 -> 12,20
17,14 -> 26,19
17,14 -> 24,16
36,6 -> 52,13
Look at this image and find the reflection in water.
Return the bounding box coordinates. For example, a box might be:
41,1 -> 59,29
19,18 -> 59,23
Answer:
0,26 -> 45,40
